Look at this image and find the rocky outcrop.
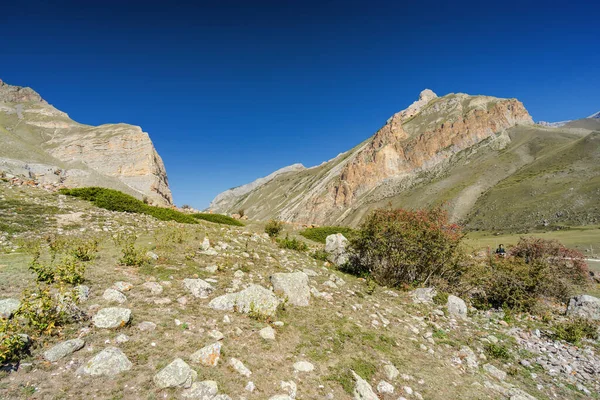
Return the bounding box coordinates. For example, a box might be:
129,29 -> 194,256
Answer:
210,89 -> 533,225
0,79 -> 172,205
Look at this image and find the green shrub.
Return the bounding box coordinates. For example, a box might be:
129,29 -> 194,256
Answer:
347,207 -> 465,287
311,249 -> 329,262
191,213 -> 244,226
433,291 -> 449,305
276,236 -> 308,252
551,318 -> 598,344
326,358 -> 377,394
0,320 -> 29,365
299,226 -> 355,244
28,254 -> 85,285
18,285 -> 82,335
113,233 -> 150,267
484,343 -> 511,360
60,187 -> 198,224
265,219 -> 284,238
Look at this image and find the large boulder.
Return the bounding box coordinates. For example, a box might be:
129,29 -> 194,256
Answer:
183,279 -> 214,298
325,234 -> 349,265
43,339 -> 85,362
447,295 -> 468,319
351,370 -> 378,400
77,347 -> 132,376
566,294 -> 600,321
154,358 -> 197,389
270,272 -> 310,306
208,285 -> 280,317
0,298 -> 20,319
92,307 -> 131,329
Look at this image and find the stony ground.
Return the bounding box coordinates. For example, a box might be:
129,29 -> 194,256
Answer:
0,182 -> 599,399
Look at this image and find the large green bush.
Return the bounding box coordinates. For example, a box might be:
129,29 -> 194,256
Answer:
191,213 -> 244,226
347,207 -> 465,287
60,187 -> 198,224
299,226 -> 355,244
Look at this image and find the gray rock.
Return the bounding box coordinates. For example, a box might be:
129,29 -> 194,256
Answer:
147,251 -> 159,260
141,281 -> 163,295
190,342 -> 221,366
458,346 -> 479,369
200,237 -> 211,251
208,285 -> 280,317
75,285 -> 90,302
270,272 -> 310,306
566,294 -> 600,320
377,380 -> 394,394
229,357 -> 252,377
383,364 -> 399,381
77,347 -> 132,376
153,358 -> 197,389
102,288 -> 127,304
137,321 -> 157,331
181,380 -> 218,399
483,363 -> 507,381
259,326 -> 276,340
43,339 -> 85,362
0,298 -> 20,319
93,307 -> 131,329
293,360 -> 314,372
183,278 -> 214,298
113,281 -> 133,292
351,370 -> 378,400
447,295 -> 468,319
325,233 -> 349,265
410,288 -> 437,304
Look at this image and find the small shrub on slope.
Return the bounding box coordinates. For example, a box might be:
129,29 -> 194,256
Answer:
551,318 -> 598,344
0,320 -> 29,365
300,226 -> 355,244
277,235 -> 308,252
113,232 -> 150,267
265,219 -> 284,238
347,207 -> 465,287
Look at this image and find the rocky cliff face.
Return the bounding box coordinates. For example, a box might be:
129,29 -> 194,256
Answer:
0,79 -> 172,205
210,89 -> 535,225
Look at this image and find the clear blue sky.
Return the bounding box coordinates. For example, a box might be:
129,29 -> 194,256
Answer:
2,0 -> 598,208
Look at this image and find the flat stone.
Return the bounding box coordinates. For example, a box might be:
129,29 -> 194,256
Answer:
229,357 -> 252,377
137,321 -> 157,331
270,272 -> 311,306
183,278 -> 214,298
93,307 -> 131,329
181,380 -> 219,399
0,298 -> 20,319
483,364 -> 507,381
190,342 -> 221,367
293,361 -> 314,372
259,326 -> 276,340
153,358 -> 197,389
43,339 -> 85,362
102,288 -> 127,304
77,347 -> 132,376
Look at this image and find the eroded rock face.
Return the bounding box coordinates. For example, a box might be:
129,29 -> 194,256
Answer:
567,295 -> 600,320
0,79 -> 172,205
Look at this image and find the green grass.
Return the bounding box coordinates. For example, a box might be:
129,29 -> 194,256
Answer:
59,187 -> 198,224
299,226 -> 355,244
191,213 -> 244,226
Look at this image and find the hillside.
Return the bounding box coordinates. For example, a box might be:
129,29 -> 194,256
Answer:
0,79 -> 172,205
210,92 -> 600,231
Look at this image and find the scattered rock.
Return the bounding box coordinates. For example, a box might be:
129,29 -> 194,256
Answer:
293,361 -> 314,373
141,281 -> 163,295
325,233 -> 349,265
201,237 -> 211,251
0,298 -> 20,319
190,342 -> 222,366
43,339 -> 85,362
229,357 -> 252,377
147,251 -> 159,260
102,288 -> 127,304
383,364 -> 399,381
75,285 -> 90,302
113,281 -> 133,292
377,380 -> 394,394
183,278 -> 214,298
410,288 -> 436,304
77,347 -> 132,376
245,381 -> 256,392
92,307 -> 131,329
270,272 -> 310,306
281,380 -> 297,398
483,363 -> 507,381
181,380 -> 219,399
208,284 -> 280,317
115,334 -> 129,344
351,370 -> 378,400
447,295 -> 467,319
154,358 -> 197,389
259,326 -> 276,340
566,294 -> 600,320
137,321 -> 157,331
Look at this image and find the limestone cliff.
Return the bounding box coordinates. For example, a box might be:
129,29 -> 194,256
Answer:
210,90 -> 536,225
0,79 -> 172,205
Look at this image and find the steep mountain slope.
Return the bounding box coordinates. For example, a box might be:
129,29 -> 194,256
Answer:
0,79 -> 172,205
210,91 -> 599,231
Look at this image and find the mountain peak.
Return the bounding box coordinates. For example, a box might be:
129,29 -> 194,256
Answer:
589,111 -> 600,119
419,88 -> 437,102
0,79 -> 45,104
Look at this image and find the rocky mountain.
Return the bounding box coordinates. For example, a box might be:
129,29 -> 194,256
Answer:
210,90 -> 600,231
0,79 -> 172,205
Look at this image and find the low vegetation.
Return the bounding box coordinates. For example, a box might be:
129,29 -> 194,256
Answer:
551,318 -> 598,344
191,213 -> 244,226
113,232 -> 151,267
276,235 -> 309,252
265,219 -> 284,238
300,226 -> 355,244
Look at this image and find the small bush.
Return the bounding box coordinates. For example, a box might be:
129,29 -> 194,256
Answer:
347,207 -> 465,287
0,320 -> 29,365
551,318 -> 598,344
484,343 -> 511,360
29,254 -> 86,285
238,209 -> 245,218
299,226 -> 355,244
311,249 -> 329,262
113,233 -> 150,267
192,213 -> 244,226
18,285 -> 82,335
276,236 -> 308,252
265,219 -> 284,238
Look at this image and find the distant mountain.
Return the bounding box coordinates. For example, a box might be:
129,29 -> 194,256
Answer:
210,90 -> 600,231
589,111 -> 600,119
538,109 -> 600,128
0,79 -> 172,205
